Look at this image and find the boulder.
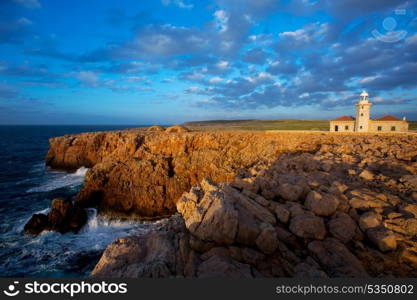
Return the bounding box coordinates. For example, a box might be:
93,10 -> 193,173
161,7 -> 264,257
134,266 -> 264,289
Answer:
401,204 -> 417,218
23,213 -> 48,235
234,205 -> 261,245
23,198 -> 87,235
289,215 -> 326,240
308,238 -> 369,277
165,125 -> 190,133
349,198 -> 388,210
92,215 -> 187,278
359,169 -> 375,181
177,178 -> 238,245
255,223 -> 278,254
277,183 -> 304,202
404,219 -> 417,236
232,188 -> 276,225
147,125 -> 165,132
359,212 -> 381,232
48,198 -> 87,233
328,214 -> 357,243
304,191 -> 339,216
366,227 -> 397,252
274,204 -> 290,224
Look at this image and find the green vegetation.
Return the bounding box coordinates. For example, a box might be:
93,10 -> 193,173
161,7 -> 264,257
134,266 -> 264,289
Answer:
184,119 -> 330,131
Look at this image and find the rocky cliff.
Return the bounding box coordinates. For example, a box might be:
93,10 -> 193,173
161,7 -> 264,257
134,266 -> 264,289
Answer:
46,130 -> 415,218
44,129 -> 417,277
45,130 -> 327,217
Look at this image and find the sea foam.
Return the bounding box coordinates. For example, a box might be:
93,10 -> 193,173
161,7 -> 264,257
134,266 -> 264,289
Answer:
26,167 -> 89,193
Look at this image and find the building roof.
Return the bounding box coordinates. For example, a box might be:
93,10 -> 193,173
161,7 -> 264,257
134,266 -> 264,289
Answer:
332,116 -> 355,121
374,115 -> 402,121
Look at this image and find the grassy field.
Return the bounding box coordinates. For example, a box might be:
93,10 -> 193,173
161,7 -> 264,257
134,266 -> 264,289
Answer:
184,119 -> 330,131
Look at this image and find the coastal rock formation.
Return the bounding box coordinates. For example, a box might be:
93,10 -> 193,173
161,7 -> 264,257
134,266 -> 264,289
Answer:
92,133 -> 417,277
147,125 -> 165,132
46,130 -> 416,218
165,125 -> 190,133
24,198 -> 87,235
46,131 -> 322,217
44,129 -> 417,277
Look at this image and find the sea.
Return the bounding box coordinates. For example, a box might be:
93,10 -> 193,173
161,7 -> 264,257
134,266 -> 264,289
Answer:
0,125 -> 153,277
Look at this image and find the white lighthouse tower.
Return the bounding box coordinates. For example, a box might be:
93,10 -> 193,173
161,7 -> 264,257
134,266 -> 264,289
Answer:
355,91 -> 372,132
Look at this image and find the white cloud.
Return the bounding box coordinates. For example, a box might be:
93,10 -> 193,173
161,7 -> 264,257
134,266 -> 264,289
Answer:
209,77 -> 223,83
187,86 -> 201,93
245,72 -> 273,84
216,60 -> 229,69
161,0 -> 193,9
214,10 -> 229,32
279,23 -> 329,45
359,75 -> 381,84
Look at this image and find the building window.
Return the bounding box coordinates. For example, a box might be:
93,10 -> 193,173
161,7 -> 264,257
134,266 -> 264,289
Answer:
361,113 -> 364,116
335,125 -> 339,132
377,126 -> 382,131
391,126 -> 396,131
345,125 -> 349,130
360,126 -> 363,129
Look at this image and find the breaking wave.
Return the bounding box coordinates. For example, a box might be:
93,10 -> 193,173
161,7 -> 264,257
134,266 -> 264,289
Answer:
26,167 -> 89,193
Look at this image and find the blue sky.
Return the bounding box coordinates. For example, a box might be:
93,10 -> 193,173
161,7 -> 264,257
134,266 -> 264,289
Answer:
0,0 -> 416,125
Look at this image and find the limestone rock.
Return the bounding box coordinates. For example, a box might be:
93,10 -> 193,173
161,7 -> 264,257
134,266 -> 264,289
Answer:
359,169 -> 375,181
277,183 -> 304,202
24,198 -> 87,235
147,125 -> 165,132
404,219 -> 417,236
349,198 -> 388,210
274,204 -> 290,224
402,204 -> 417,218
366,227 -> 397,252
23,214 -> 48,235
165,125 -> 190,133
328,214 -> 357,243
359,212 -> 382,231
308,238 -> 369,277
177,178 -> 238,245
92,215 -> 187,278
304,191 -> 339,217
255,223 -> 278,254
42,129 -> 417,278
289,215 -> 326,240
47,198 -> 87,233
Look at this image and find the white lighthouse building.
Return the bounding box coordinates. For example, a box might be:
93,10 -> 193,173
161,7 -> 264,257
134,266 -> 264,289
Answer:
330,91 -> 409,133
355,91 -> 372,132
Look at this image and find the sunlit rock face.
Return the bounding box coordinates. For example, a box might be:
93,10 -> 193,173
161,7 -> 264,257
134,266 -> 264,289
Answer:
46,129 -> 417,219
46,129 -> 417,278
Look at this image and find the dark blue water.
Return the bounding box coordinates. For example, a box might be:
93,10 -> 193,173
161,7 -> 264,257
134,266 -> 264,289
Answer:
0,126 -> 151,277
